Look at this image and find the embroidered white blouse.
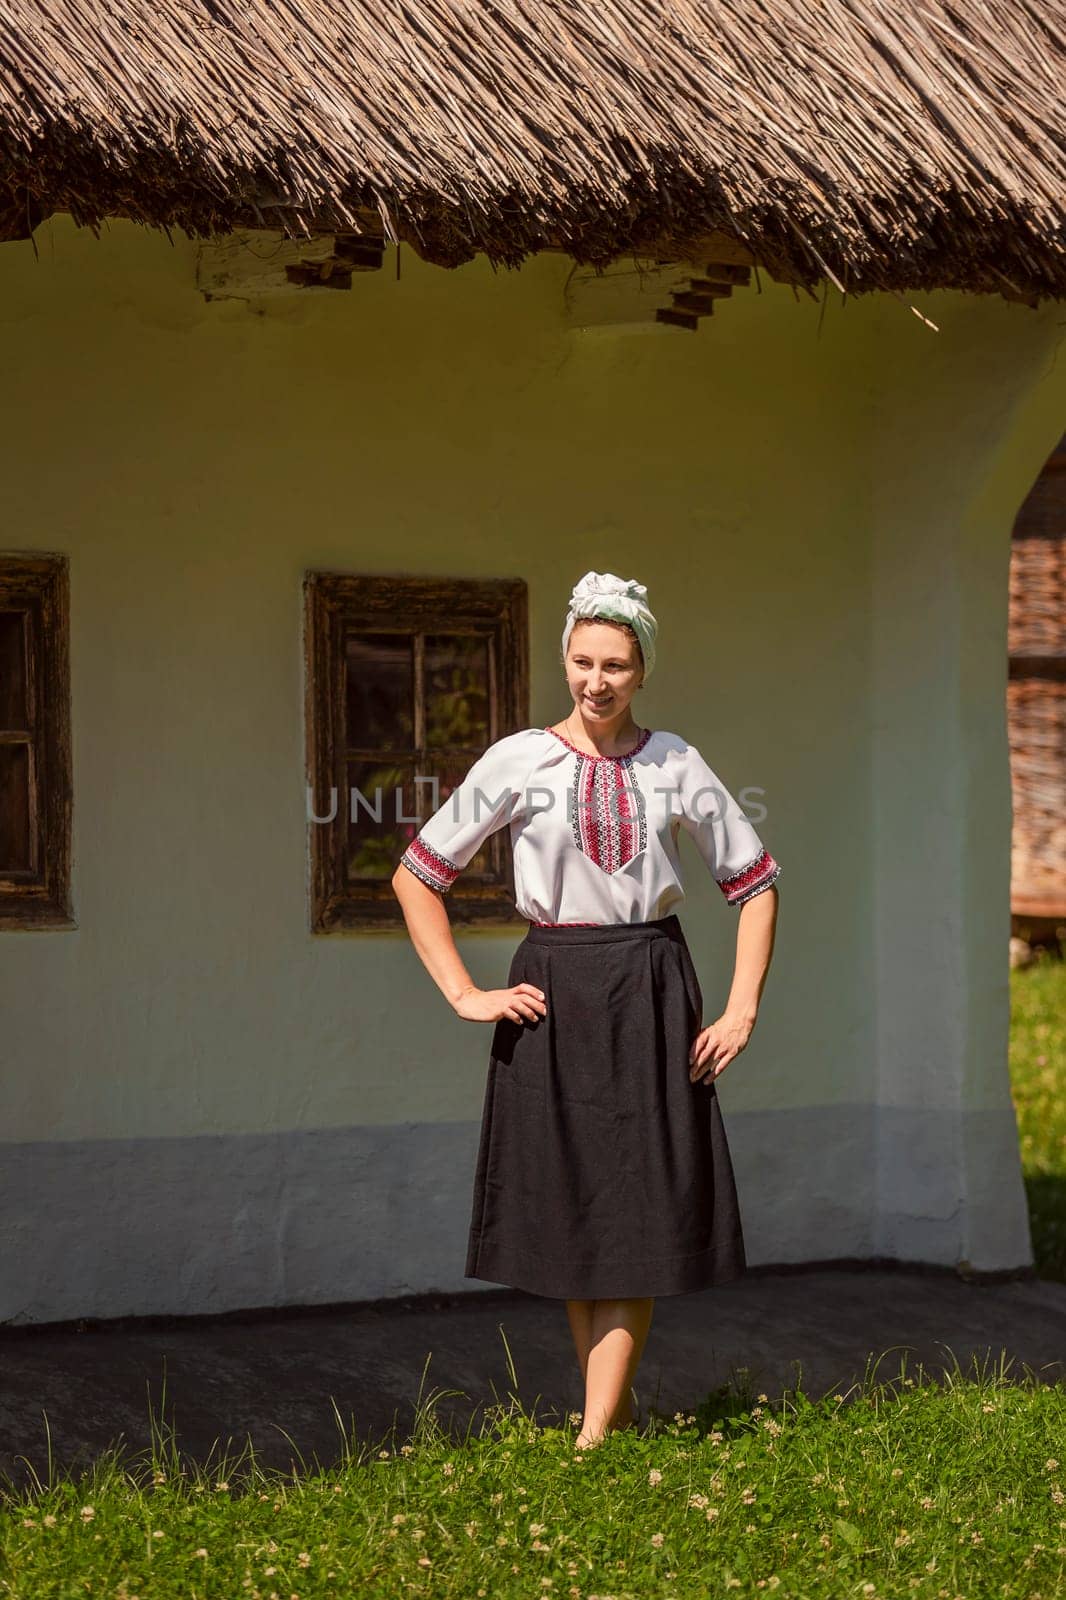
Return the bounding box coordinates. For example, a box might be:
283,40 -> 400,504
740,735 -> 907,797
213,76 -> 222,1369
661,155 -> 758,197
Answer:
398,725 -> 781,926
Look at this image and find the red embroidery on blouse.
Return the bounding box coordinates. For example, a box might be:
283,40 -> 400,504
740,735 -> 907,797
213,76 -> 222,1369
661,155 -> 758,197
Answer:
543,725 -> 654,760
399,837 -> 460,894
718,848 -> 781,906
532,920 -> 603,926
543,726 -> 650,875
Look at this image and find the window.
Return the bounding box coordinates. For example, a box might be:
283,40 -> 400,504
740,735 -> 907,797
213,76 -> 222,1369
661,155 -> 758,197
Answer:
304,573 -> 529,932
0,553 -> 73,929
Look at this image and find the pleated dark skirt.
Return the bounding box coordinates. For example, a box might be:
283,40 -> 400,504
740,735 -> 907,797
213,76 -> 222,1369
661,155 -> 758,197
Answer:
464,913 -> 747,1299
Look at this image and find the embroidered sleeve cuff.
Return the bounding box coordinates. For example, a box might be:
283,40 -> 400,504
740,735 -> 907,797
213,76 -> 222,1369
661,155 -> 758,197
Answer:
718,849 -> 781,907
399,838 -> 461,894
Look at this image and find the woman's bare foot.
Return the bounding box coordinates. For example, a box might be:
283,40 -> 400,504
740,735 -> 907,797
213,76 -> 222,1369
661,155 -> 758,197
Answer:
573,1388 -> 637,1449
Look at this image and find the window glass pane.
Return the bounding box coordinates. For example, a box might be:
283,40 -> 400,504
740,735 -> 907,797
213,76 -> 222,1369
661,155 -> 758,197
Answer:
0,612 -> 27,731
0,743 -> 31,872
345,633 -> 414,751
346,758 -> 417,880
424,634 -> 490,749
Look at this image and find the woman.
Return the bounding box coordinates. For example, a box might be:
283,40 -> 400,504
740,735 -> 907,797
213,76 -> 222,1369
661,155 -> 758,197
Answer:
391,570 -> 780,1450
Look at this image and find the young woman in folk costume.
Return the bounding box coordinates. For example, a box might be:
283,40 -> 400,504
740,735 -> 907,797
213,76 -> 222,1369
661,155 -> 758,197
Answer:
392,570 -> 780,1449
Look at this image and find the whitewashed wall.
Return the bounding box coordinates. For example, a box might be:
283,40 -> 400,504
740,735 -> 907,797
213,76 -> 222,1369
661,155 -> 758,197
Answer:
0,217 -> 1062,1321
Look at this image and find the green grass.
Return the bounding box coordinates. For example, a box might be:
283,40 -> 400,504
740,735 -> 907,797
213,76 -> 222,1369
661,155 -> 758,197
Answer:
2,1354 -> 1065,1599
1010,955 -> 1066,1281
1,957 -> 1061,1598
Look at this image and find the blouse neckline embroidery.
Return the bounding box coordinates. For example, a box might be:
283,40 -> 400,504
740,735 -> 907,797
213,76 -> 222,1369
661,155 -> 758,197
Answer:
538,725 -> 651,875
543,724 -> 654,761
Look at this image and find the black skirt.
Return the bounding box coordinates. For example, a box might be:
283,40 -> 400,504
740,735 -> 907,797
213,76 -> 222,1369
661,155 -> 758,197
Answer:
464,913 -> 747,1299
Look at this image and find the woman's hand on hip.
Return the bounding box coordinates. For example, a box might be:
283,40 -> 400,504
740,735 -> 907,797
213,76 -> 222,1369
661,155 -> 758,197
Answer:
453,983 -> 548,1025
689,1011 -> 755,1083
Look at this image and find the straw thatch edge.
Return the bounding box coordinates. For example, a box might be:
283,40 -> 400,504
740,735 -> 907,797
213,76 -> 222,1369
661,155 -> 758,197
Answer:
3,159 -> 1063,302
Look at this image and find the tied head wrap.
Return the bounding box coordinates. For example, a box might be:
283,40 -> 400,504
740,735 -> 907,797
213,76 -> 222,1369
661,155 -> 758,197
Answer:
561,570 -> 658,681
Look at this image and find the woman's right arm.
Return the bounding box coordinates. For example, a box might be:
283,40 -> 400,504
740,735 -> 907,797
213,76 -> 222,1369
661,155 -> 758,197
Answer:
391,865 -> 547,1025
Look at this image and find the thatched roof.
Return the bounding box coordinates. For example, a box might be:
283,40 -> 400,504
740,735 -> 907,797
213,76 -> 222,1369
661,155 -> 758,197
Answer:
0,0 -> 1063,296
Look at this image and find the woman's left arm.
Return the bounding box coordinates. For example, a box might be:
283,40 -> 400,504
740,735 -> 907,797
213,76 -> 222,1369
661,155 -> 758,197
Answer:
689,884 -> 779,1084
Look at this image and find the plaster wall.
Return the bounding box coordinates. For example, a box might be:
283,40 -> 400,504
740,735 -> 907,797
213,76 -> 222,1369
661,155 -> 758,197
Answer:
0,218 -> 1061,1320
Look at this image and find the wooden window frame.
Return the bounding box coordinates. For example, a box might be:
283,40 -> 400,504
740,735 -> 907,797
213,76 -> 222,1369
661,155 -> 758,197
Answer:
304,573 -> 529,933
0,552 -> 74,930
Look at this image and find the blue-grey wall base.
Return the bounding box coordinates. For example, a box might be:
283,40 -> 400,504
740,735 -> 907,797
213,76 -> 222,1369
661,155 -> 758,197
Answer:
1,1105 -> 1031,1324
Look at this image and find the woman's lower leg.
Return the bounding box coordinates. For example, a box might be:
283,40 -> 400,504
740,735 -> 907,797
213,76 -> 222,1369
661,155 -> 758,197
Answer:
566,1298 -> 632,1432
567,1296 -> 655,1446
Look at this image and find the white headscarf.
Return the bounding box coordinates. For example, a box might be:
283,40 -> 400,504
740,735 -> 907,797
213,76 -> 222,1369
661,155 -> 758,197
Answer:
561,571 -> 658,681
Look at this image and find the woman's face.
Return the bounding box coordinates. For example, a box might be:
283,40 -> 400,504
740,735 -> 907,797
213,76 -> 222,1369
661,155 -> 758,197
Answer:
565,621 -> 644,722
